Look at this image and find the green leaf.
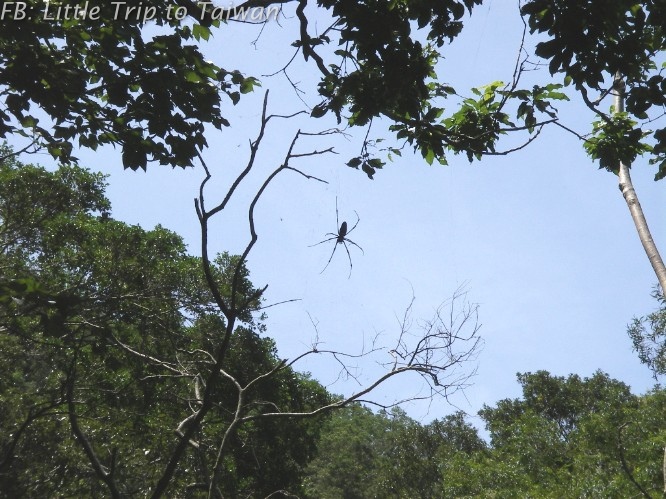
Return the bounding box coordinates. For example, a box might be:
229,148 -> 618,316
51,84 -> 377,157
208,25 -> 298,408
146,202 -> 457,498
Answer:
240,78 -> 260,94
346,157 -> 362,168
193,24 -> 211,41
424,148 -> 435,165
20,116 -> 38,128
654,159 -> 666,181
184,71 -> 203,83
361,162 -> 376,179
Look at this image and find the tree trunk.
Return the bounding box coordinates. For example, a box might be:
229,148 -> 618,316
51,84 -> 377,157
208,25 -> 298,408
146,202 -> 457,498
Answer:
613,74 -> 666,294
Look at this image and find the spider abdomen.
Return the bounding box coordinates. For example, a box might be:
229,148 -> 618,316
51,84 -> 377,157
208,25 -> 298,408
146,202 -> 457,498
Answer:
338,221 -> 348,241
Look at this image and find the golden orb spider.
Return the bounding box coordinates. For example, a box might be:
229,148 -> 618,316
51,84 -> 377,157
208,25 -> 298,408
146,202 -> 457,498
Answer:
310,198 -> 364,277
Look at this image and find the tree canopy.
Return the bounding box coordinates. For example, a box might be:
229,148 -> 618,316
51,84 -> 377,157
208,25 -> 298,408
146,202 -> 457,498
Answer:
2,1 -> 663,179
521,0 -> 666,177
0,143 -> 483,496
302,371 -> 666,498
1,1 -> 233,168
0,148 -> 332,496
2,1 -> 666,495
0,0 -> 579,173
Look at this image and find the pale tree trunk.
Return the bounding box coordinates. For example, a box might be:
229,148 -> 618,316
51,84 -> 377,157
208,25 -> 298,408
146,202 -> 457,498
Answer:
613,74 -> 666,499
613,74 -> 666,294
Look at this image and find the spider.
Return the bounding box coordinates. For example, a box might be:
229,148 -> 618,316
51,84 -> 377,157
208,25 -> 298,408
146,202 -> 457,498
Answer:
310,198 -> 364,277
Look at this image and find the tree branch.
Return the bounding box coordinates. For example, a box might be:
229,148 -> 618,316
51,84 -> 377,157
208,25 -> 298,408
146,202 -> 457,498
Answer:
616,422 -> 653,499
66,363 -> 122,499
296,0 -> 330,75
239,289 -> 481,421
156,95 -> 334,498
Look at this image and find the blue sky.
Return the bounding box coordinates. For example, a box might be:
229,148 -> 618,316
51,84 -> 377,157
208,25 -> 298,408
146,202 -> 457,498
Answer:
11,1 -> 665,429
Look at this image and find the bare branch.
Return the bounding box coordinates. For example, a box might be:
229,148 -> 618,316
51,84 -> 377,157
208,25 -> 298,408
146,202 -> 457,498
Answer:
0,138 -> 42,163
553,121 -> 592,143
209,371 -> 246,497
104,328 -> 184,375
257,297 -> 302,311
230,128 -> 333,312
200,91 -> 272,220
238,289 -> 481,422
156,97 -> 338,498
296,0 -> 330,75
264,490 -> 300,498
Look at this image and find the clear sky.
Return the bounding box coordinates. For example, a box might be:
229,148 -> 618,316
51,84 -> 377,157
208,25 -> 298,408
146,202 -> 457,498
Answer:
11,1 -> 665,430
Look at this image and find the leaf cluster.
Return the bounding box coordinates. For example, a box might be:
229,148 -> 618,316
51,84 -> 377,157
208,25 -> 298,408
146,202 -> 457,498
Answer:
315,0 -> 481,126
584,112 -> 652,173
309,0 -> 568,169
0,0 -> 585,175
521,0 -> 666,178
628,287 -> 666,376
0,1 -> 259,169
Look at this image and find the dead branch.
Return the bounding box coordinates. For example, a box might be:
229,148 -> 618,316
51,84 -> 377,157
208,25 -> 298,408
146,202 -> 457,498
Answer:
150,88 -> 481,497
237,288 -> 481,421
154,93 -> 337,498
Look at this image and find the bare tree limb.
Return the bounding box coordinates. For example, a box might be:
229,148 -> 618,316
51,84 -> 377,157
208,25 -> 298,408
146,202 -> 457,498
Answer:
0,138 -> 42,163
296,0 -> 330,75
155,94 -> 336,498
150,91 -> 481,496
238,289 -> 481,422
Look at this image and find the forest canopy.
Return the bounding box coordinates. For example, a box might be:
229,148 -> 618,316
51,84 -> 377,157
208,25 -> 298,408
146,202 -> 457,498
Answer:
1,146 -> 665,497
1,0 -> 665,496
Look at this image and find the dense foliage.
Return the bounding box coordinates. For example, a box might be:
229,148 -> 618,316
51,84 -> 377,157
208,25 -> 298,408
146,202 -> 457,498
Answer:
0,0 -> 574,174
3,1 -> 662,178
1,149 -> 663,496
304,372 -> 666,498
0,0 -> 247,169
303,406 -> 485,498
521,0 -> 666,179
0,147 -> 331,497
629,288 -> 666,377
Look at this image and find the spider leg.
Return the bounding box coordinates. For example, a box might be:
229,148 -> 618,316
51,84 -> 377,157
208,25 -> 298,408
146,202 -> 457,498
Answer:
341,241 -> 353,278
312,198 -> 363,276
308,235 -> 338,247
345,238 -> 364,255
345,211 -> 361,235
320,242 -> 339,274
